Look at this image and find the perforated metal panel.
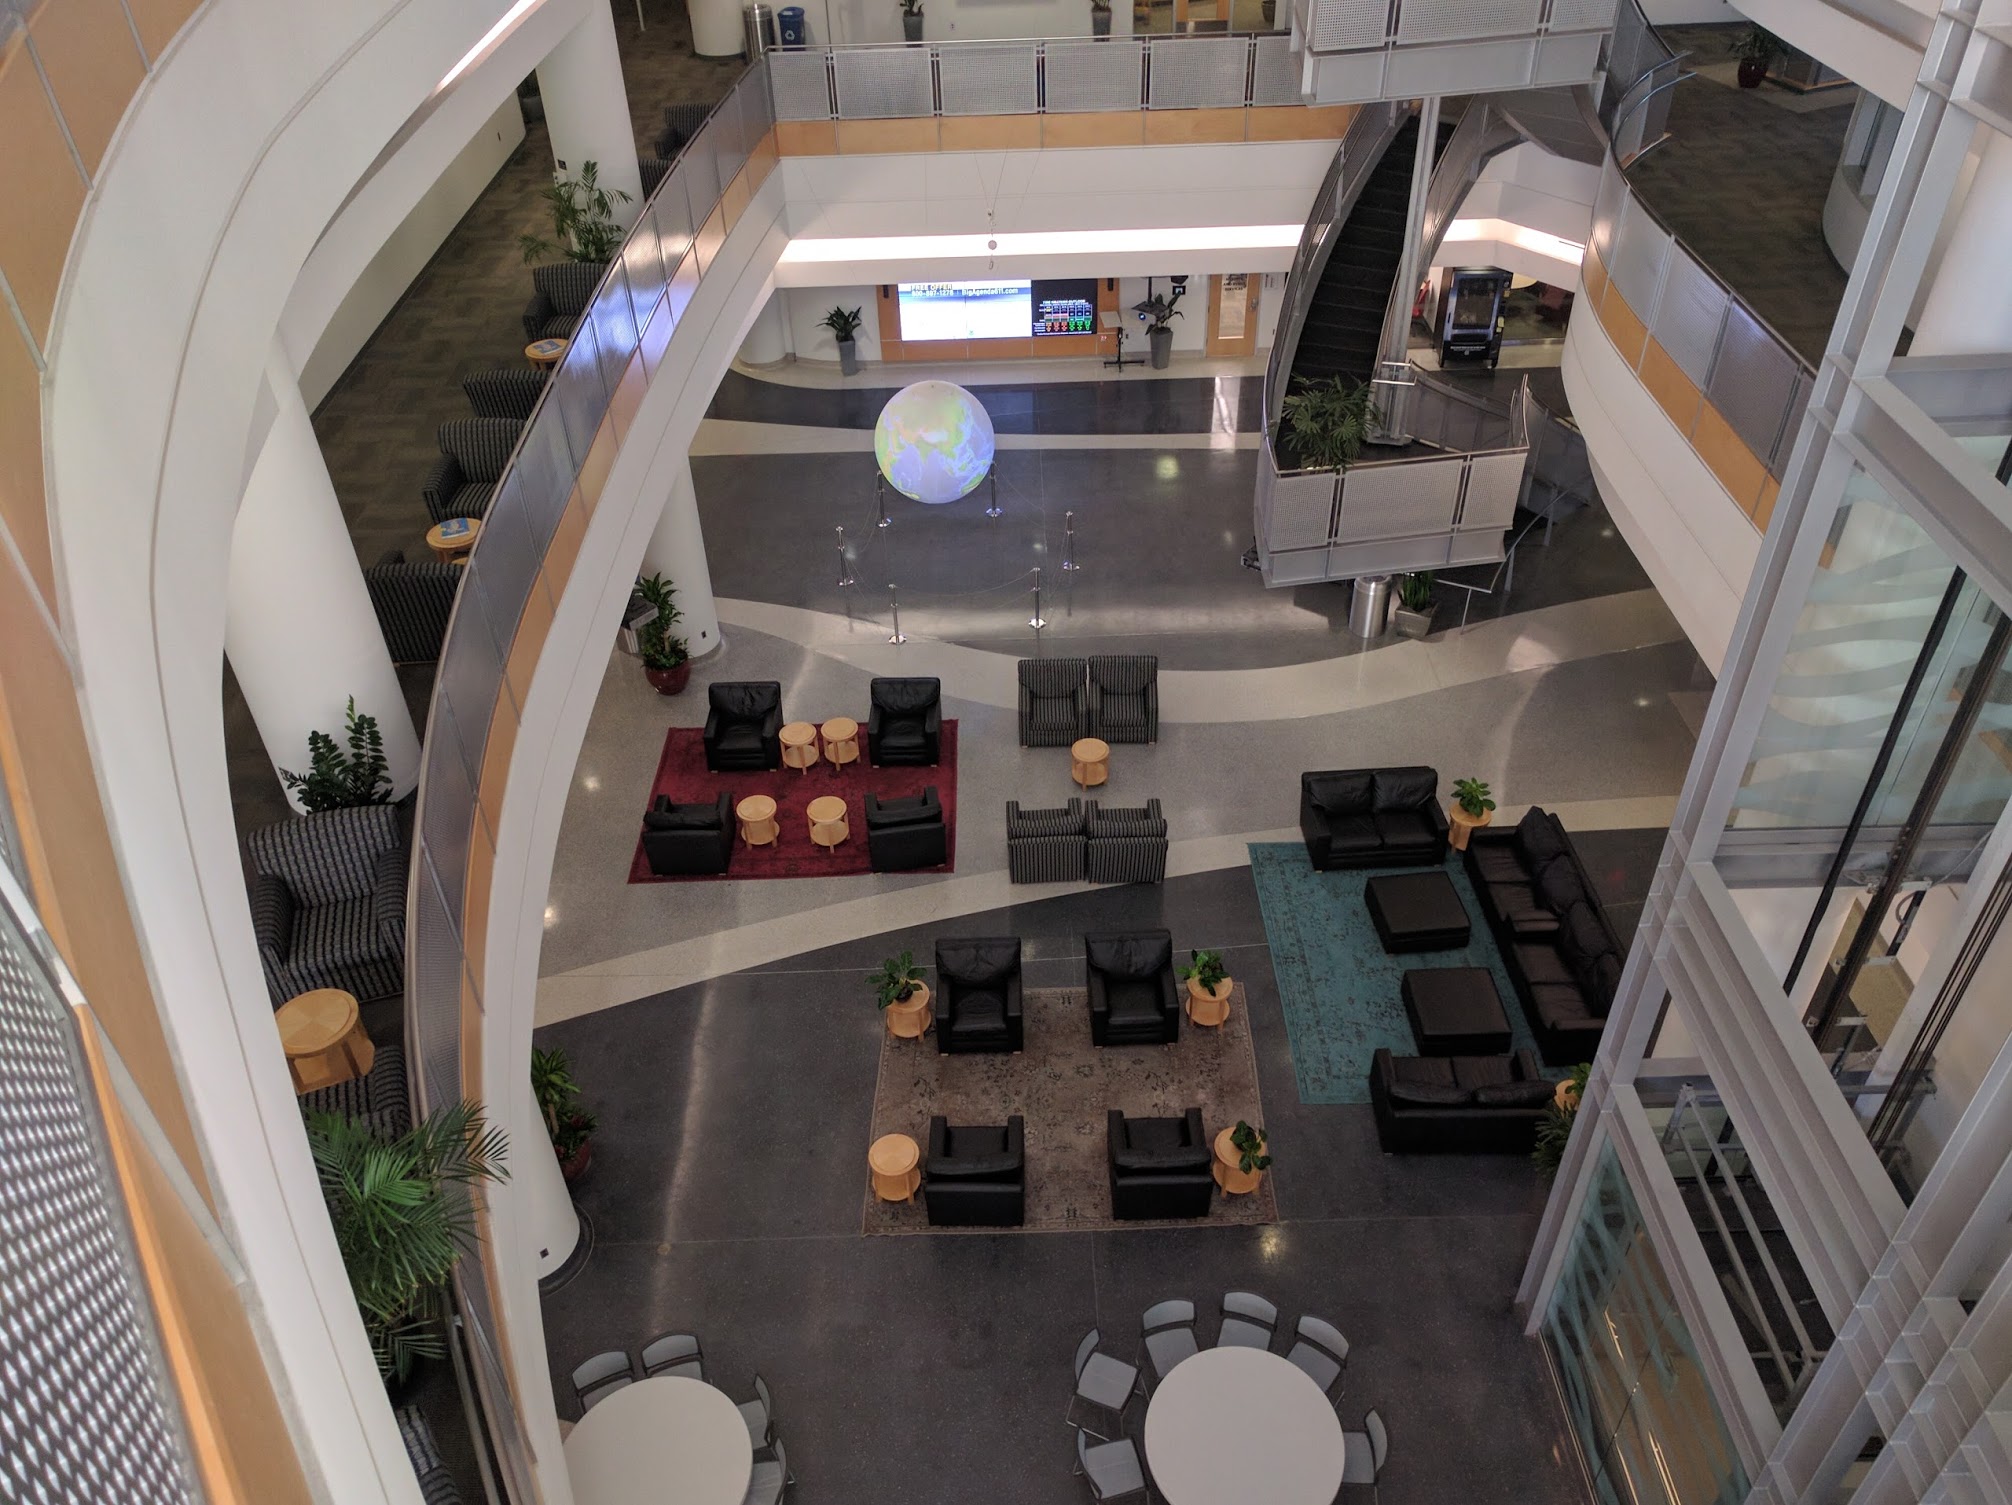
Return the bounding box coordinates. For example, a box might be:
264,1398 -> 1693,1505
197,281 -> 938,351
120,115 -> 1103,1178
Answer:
1546,0 -> 1615,28
937,43 -> 1037,114
1708,302 -> 1804,466
1309,0 -> 1388,51
769,51 -> 833,119
0,890 -> 198,1505
1250,34 -> 1301,104
1606,193 -> 1670,314
1265,470 -> 1340,550
1044,40 -> 1143,111
833,48 -> 934,118
1334,459 -> 1461,541
409,847 -> 464,1118
1652,251 -> 1728,387
1458,451 -> 1528,530
1395,0 -> 1541,43
1146,39 -> 1249,109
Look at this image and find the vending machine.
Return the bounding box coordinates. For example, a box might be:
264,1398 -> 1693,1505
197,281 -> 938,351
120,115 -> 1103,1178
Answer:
1436,267 -> 1513,368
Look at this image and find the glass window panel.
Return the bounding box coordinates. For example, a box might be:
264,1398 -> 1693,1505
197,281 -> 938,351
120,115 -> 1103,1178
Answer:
551,319 -> 609,462
589,260 -> 637,396
621,206 -> 669,334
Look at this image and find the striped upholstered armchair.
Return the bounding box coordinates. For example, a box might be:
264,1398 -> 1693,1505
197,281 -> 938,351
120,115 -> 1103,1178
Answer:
364,550 -> 459,665
1016,657 -> 1088,747
1087,654 -> 1159,743
461,366 -> 547,421
1006,799 -> 1086,883
245,804 -> 407,1007
521,260 -> 606,341
421,417 -> 520,524
1084,798 -> 1169,884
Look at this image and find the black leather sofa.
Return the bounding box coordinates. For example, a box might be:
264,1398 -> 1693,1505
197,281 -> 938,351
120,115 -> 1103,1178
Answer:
703,681 -> 782,772
864,788 -> 948,872
935,938 -> 1024,1054
867,677 -> 942,766
1463,807 -> 1625,1065
924,1115 -> 1025,1226
1107,1108 -> 1214,1220
1085,930 -> 1180,1046
641,793 -> 734,876
1299,766 -> 1448,870
1368,1048 -> 1553,1153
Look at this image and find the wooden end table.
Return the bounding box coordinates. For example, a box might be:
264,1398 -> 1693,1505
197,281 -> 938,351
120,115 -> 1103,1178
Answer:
1071,737 -> 1110,791
425,518 -> 481,564
884,983 -> 933,1038
525,337 -> 570,369
1212,1126 -> 1263,1196
277,988 -> 374,1094
1186,978 -> 1233,1027
868,1132 -> 921,1202
821,716 -> 860,770
779,721 -> 820,774
807,795 -> 849,851
735,794 -> 779,848
1448,805 -> 1493,851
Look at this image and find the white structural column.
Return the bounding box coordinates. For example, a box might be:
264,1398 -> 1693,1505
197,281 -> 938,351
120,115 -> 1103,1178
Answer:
225,353 -> 421,806
1912,126 -> 2012,355
536,2 -> 644,227
640,458 -> 722,659
737,291 -> 789,365
523,1084 -> 581,1278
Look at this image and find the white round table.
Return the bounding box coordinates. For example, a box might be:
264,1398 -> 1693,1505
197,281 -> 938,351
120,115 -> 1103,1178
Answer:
1143,1346 -> 1347,1505
564,1376 -> 752,1505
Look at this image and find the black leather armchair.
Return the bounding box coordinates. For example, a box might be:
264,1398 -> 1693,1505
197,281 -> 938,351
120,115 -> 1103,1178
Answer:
864,788 -> 948,872
867,677 -> 942,766
703,682 -> 783,771
935,938 -> 1023,1054
924,1115 -> 1025,1226
641,793 -> 734,877
1107,1108 -> 1213,1221
1086,930 -> 1180,1046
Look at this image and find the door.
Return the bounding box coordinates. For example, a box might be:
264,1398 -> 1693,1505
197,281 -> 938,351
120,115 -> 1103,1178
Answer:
1205,273 -> 1262,358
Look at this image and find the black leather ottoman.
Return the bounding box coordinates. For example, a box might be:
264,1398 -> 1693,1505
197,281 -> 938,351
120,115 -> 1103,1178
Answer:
1403,967 -> 1512,1055
1366,870 -> 1471,953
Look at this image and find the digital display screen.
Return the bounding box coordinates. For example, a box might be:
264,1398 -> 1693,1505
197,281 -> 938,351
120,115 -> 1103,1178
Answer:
1032,278 -> 1098,336
897,281 -> 1033,341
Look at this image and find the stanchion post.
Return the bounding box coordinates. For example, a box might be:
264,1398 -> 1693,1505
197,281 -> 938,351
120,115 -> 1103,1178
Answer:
984,473 -> 1003,519
835,526 -> 855,587
1029,566 -> 1047,631
876,474 -> 891,529
888,584 -> 907,644
1061,510 -> 1080,572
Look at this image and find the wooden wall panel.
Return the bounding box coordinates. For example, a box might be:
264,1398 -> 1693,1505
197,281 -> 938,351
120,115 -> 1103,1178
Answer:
28,0 -> 147,174
1039,111 -> 1145,148
1143,108 -> 1246,145
0,32 -> 89,340
0,325 -> 54,607
121,0 -> 202,63
938,114 -> 1042,151
834,117 -> 940,154
774,119 -> 838,156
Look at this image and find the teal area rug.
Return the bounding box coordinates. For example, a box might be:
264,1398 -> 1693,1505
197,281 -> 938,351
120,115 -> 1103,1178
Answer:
1247,842 -> 1546,1104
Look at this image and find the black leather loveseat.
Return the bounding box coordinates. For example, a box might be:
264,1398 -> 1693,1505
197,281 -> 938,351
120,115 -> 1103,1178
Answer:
1463,808 -> 1625,1065
640,793 -> 734,876
1299,766 -> 1448,870
1368,1048 -> 1553,1153
924,1115 -> 1025,1226
1107,1108 -> 1214,1220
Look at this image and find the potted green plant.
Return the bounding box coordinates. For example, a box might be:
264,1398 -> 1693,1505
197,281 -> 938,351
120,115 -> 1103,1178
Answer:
532,1046 -> 599,1183
874,949 -> 932,1037
1177,947 -> 1233,1025
1732,25 -> 1782,88
1449,777 -> 1496,849
1391,571 -> 1438,639
1214,1119 -> 1272,1195
305,1100 -> 509,1386
1534,1063 -> 1591,1174
518,160 -> 632,265
280,697 -> 394,812
1090,0 -> 1112,35
1277,373 -> 1381,471
633,572 -> 691,695
900,0 -> 924,42
1133,284 -> 1184,369
819,305 -> 865,375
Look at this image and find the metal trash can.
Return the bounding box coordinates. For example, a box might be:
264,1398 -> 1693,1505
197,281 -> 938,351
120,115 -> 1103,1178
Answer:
1347,574 -> 1392,639
743,3 -> 776,57
777,5 -> 806,46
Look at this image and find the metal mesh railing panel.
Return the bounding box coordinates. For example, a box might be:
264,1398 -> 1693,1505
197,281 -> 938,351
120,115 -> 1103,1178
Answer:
1607,192 -> 1670,313
1708,302 -> 1803,467
1549,0 -> 1617,29
1396,0 -> 1542,43
1309,0 -> 1389,51
770,50 -> 832,119
1459,451 -> 1529,530
1267,468 -> 1341,549
833,47 -> 935,118
1652,250 -> 1728,388
409,847 -> 464,1118
938,43 -> 1038,114
1045,40 -> 1144,111
1251,33 -> 1301,103
1146,38 -> 1250,109
1333,459 -> 1461,541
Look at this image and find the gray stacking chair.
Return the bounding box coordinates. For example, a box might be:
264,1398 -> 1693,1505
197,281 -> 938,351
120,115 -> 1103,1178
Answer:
1340,1408 -> 1388,1499
1086,654 -> 1159,743
737,1374 -> 773,1450
1217,1291 -> 1278,1350
743,1436 -> 787,1505
1074,1426 -> 1148,1502
1018,657 -> 1089,746
1286,1314 -> 1350,1397
571,1351 -> 634,1411
1140,1298 -> 1199,1384
639,1332 -> 704,1381
1069,1328 -> 1140,1440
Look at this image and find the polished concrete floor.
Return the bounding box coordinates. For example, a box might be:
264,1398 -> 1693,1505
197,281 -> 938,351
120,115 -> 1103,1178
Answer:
536,862 -> 1661,1505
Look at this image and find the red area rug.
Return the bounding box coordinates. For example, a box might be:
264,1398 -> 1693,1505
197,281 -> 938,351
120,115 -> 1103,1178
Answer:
626,721 -> 959,883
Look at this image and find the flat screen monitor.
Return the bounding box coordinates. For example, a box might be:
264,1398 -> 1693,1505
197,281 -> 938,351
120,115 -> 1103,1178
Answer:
897,281 -> 1034,342
1031,278 -> 1098,336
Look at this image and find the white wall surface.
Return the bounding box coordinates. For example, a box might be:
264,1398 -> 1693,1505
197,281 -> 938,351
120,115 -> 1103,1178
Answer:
287,95 -> 525,408
1732,0 -> 1926,106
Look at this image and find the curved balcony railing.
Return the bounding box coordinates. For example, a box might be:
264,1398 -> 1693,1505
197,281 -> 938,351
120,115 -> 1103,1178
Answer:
404,61 -> 777,1494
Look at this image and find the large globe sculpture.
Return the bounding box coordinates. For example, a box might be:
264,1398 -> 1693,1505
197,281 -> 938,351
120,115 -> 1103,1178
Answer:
874,380 -> 996,504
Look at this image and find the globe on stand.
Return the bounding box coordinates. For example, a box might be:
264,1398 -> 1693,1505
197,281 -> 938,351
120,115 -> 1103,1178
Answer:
874,380 -> 996,505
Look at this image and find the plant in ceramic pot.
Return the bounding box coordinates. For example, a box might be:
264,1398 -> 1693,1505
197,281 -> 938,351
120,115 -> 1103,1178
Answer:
1448,776 -> 1496,850
1133,284 -> 1185,369
1230,1120 -> 1273,1175
1534,1062 -> 1592,1174
899,0 -> 924,41
518,160 -> 631,264
634,572 -> 691,695
874,949 -> 932,1037
1732,25 -> 1782,88
532,1046 -> 599,1184
819,304 -> 866,375
1277,372 -> 1381,472
1177,947 -> 1233,1025
1090,0 -> 1112,35
1391,571 -> 1438,639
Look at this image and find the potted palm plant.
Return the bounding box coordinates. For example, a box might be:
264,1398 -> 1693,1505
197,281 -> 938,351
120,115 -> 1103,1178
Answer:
305,1101 -> 509,1387
634,573 -> 690,695
1213,1119 -> 1272,1195
1277,373 -> 1381,471
1732,25 -> 1782,88
900,0 -> 924,41
532,1046 -> 599,1183
1534,1063 -> 1591,1174
819,305 -> 865,375
1177,947 -> 1233,1026
518,160 -> 631,264
1448,776 -> 1496,850
1091,0 -> 1112,35
874,949 -> 932,1038
1133,285 -> 1184,369
1391,571 -> 1438,639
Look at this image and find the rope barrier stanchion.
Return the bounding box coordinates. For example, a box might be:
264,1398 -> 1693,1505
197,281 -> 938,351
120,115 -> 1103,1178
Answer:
835,526 -> 856,587
1061,510 -> 1080,572
1029,566 -> 1047,631
888,584 -> 907,645
876,474 -> 891,529
985,473 -> 1003,519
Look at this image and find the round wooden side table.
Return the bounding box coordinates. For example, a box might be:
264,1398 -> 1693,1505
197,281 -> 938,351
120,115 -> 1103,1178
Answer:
735,794 -> 779,848
868,1133 -> 921,1202
779,722 -> 820,774
807,795 -> 849,851
821,716 -> 860,770
1186,977 -> 1234,1027
277,988 -> 374,1094
1212,1126 -> 1264,1196
1071,737 -> 1111,791
884,982 -> 933,1038
425,518 -> 481,564
1448,805 -> 1493,851
525,336 -> 570,369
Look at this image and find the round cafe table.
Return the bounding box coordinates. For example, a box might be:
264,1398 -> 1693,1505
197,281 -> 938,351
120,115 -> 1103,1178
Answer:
1143,1346 -> 1345,1505
564,1375 -> 751,1505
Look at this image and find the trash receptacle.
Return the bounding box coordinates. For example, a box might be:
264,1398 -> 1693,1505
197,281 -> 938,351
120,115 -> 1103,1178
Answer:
777,5 -> 806,46
1347,574 -> 1392,639
743,2 -> 776,56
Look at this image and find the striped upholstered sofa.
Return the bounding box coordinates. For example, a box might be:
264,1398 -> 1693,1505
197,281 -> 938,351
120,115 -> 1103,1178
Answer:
395,1404 -> 465,1505
245,804 -> 407,1008
300,1042 -> 410,1139
421,417 -> 520,525
364,550 -> 459,664
1006,798 -> 1086,883
1085,799 -> 1169,884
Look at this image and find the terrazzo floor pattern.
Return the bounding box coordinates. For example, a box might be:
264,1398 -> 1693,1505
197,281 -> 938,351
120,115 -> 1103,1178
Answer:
535,867 -> 1601,1505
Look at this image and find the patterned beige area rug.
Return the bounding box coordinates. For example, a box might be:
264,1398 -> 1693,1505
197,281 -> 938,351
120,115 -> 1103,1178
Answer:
862,985 -> 1276,1235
